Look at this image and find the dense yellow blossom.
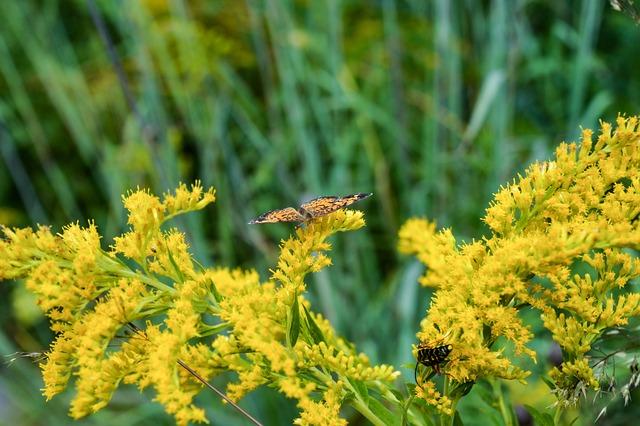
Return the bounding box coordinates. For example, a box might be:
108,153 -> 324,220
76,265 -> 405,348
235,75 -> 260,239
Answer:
213,210 -> 398,424
112,182 -> 215,262
1,183 -> 217,424
294,381 -> 347,426
549,359 -> 600,407
300,342 -> 398,382
400,117 -> 640,409
415,381 -> 453,416
1,183 -> 400,425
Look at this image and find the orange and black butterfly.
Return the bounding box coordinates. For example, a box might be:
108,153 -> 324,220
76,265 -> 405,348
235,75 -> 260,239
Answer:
249,193 -> 372,225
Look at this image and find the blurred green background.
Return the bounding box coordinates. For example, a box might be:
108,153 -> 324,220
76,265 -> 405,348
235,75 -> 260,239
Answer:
1,0 -> 640,424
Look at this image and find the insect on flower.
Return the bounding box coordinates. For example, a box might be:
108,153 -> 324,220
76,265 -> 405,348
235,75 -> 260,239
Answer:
248,193 -> 372,225
414,343 -> 453,385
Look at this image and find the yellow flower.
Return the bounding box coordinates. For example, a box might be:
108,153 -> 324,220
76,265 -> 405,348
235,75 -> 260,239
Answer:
415,381 -> 453,416
271,210 -> 365,294
122,188 -> 165,234
549,358 -> 599,406
163,181 -> 216,216
401,117 -> 640,406
147,229 -> 195,280
300,342 -> 399,382
294,381 -> 347,426
113,182 -> 215,263
2,183 -> 218,424
41,278 -> 148,417
4,182 -> 399,424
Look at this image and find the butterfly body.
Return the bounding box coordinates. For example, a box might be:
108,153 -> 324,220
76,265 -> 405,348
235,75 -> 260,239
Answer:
249,192 -> 372,225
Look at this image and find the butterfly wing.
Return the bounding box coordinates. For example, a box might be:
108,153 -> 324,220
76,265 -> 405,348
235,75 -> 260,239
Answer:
249,207 -> 305,224
300,192 -> 372,218
299,196 -> 339,218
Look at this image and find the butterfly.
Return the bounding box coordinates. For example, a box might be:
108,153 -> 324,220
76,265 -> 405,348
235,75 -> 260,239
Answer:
249,192 -> 372,225
414,343 -> 452,386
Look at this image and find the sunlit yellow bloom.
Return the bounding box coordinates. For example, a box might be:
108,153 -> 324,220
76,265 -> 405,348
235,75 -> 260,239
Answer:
3,180 -> 410,424
301,342 -> 399,382
271,210 -> 365,294
163,181 -> 216,215
401,117 -> 640,407
549,358 -> 600,406
113,181 -> 215,263
415,381 -> 453,416
294,381 -> 347,426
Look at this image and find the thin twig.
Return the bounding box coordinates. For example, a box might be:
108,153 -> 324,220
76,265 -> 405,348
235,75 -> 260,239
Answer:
125,323 -> 263,426
176,359 -> 264,426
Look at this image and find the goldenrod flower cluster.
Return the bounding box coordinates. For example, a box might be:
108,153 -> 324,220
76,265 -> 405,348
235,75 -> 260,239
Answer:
415,382 -> 453,416
1,182 -> 398,425
400,117 -> 640,408
211,210 -> 399,423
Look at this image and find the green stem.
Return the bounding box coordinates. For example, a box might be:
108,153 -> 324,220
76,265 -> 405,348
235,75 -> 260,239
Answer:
553,404 -> 563,424
492,379 -> 513,426
100,252 -> 177,293
117,268 -> 176,293
380,388 -> 425,426
440,377 -> 450,426
350,396 -> 386,426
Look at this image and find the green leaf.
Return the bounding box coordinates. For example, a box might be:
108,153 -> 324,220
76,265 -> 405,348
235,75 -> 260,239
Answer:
347,377 -> 369,402
208,278 -> 224,304
302,304 -> 325,344
540,376 -> 556,390
405,383 -> 417,395
452,411 -> 465,426
111,252 -> 138,272
523,405 -> 554,426
449,381 -> 475,399
401,394 -> 415,426
367,397 -> 401,426
287,293 -> 300,347
387,389 -> 405,402
166,244 -> 185,283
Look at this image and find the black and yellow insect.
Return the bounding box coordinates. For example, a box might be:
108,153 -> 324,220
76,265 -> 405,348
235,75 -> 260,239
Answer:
414,343 -> 453,385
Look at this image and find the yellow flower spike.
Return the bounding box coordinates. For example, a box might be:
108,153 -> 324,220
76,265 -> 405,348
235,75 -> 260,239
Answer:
271,210 -> 364,295
550,358 -> 600,405
205,267 -> 263,297
226,365 -> 269,402
162,181 -> 216,216
302,343 -> 399,382
398,219 -> 461,289
113,183 -> 215,263
143,328 -> 208,426
415,381 -> 453,416
112,230 -> 146,260
122,188 -> 164,233
56,278 -> 147,418
148,229 -> 195,279
277,376 -> 317,401
294,381 -> 348,426
403,117 -> 640,407
40,333 -> 75,400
